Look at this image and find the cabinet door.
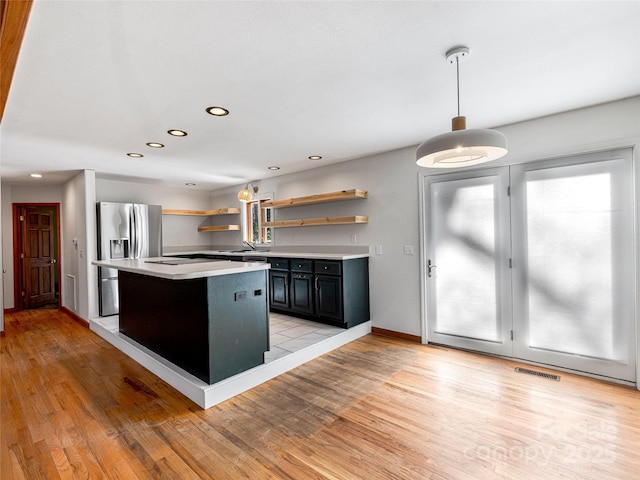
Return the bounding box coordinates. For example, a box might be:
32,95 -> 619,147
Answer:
290,273 -> 314,314
269,271 -> 289,310
315,275 -> 342,321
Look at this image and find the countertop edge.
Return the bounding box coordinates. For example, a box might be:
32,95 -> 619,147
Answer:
93,259 -> 270,280
166,250 -> 370,260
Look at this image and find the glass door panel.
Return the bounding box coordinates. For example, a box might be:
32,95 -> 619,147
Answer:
511,151 -> 635,382
424,168 -> 513,356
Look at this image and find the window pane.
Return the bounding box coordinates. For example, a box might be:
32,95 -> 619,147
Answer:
432,178 -> 500,341
525,165 -> 623,361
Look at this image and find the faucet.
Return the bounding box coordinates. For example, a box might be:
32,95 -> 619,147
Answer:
243,240 -> 257,250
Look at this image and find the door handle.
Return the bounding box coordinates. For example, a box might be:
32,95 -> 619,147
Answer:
50,259 -> 57,264
314,276 -> 319,290
428,259 -> 437,277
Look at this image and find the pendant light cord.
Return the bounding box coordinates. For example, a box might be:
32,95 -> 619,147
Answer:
456,56 -> 461,117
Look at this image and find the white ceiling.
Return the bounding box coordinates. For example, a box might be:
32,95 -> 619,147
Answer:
1,0 -> 639,190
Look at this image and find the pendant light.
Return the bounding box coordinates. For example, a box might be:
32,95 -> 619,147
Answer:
416,46 -> 507,168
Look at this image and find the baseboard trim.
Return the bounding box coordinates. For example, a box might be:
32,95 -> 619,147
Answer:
371,327 -> 421,343
3,307 -> 18,314
61,307 -> 89,328
0,331 -> 5,337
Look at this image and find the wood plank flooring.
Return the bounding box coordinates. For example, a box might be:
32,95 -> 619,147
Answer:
2,308 -> 639,479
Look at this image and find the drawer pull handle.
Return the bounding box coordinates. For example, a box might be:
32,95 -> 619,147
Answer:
324,266 -> 328,270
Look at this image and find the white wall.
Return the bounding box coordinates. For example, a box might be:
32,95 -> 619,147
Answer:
60,170 -> 97,319
492,97 -> 640,166
209,146 -> 427,337
1,184 -> 64,310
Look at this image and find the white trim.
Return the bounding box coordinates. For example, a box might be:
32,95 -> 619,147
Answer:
90,316 -> 371,409
418,171 -> 428,344
634,144 -> 640,392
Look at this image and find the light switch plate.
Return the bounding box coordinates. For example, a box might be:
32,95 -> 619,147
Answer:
403,245 -> 414,255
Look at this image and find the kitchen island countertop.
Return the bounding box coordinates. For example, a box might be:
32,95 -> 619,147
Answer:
93,257 -> 269,281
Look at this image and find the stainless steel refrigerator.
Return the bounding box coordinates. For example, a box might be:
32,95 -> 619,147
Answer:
97,202 -> 163,316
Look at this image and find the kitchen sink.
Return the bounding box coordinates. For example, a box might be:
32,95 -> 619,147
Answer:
218,249 -> 270,253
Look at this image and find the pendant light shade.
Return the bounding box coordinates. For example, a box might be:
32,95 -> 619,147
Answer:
416,46 -> 507,168
237,182 -> 258,202
416,117 -> 507,168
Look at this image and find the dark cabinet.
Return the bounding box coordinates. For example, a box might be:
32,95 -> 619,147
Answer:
315,274 -> 342,320
290,272 -> 314,314
268,256 -> 369,328
290,259 -> 313,314
119,269 -> 269,385
268,258 -> 289,311
269,270 -> 289,310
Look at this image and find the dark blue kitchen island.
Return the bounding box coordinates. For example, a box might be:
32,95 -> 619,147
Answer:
93,258 -> 270,384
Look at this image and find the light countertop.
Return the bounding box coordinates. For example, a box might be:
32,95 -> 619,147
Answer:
165,248 -> 370,261
93,257 -> 270,280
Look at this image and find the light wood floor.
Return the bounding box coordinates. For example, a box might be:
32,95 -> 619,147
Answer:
2,309 -> 639,479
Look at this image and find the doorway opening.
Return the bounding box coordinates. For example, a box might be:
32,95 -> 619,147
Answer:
12,203 -> 61,311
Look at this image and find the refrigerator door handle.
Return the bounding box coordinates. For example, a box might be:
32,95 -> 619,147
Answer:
129,206 -> 133,258
130,206 -> 138,259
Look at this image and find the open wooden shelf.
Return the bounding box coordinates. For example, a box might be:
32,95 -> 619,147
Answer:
264,216 -> 368,228
261,189 -> 367,209
197,225 -> 241,232
163,208 -> 240,216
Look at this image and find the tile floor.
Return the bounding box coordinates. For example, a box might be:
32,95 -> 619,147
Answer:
265,313 -> 345,362
94,312 -> 346,365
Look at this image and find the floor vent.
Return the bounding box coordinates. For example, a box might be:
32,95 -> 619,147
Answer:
515,367 -> 560,381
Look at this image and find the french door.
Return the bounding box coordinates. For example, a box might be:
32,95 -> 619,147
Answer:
424,167 -> 513,356
423,149 -> 636,382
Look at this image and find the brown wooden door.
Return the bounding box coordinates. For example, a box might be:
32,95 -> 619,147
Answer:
23,206 -> 57,308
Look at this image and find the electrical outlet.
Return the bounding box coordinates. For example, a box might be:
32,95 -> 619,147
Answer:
351,233 -> 357,244
375,245 -> 383,255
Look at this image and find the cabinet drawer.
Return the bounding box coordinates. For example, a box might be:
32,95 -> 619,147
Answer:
290,259 -> 313,272
315,261 -> 341,275
269,258 -> 289,270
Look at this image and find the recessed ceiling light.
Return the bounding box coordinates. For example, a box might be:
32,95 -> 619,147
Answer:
267,166 -> 280,170
127,153 -> 144,158
308,155 -> 322,160
167,129 -> 188,137
206,106 -> 229,116
185,183 -> 196,186
146,142 -> 164,148
30,173 -> 42,178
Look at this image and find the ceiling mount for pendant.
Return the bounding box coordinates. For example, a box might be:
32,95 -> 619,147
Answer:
416,45 -> 508,168
445,46 -> 469,64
